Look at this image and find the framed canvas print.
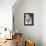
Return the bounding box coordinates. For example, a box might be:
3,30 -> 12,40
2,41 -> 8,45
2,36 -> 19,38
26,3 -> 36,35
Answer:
24,13 -> 34,26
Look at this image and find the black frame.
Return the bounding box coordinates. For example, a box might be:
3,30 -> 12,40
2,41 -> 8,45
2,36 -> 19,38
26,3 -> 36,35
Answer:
24,13 -> 34,26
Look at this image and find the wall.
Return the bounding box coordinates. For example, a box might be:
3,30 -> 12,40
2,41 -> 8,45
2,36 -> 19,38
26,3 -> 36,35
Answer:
13,0 -> 41,46
41,0 -> 46,46
0,0 -> 16,30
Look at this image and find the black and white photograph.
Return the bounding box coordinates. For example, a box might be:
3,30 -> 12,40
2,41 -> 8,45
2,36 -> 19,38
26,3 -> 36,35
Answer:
24,13 -> 34,26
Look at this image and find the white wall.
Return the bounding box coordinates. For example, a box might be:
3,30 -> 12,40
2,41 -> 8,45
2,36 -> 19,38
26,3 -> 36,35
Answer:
0,0 -> 16,30
41,0 -> 46,46
13,0 -> 41,46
